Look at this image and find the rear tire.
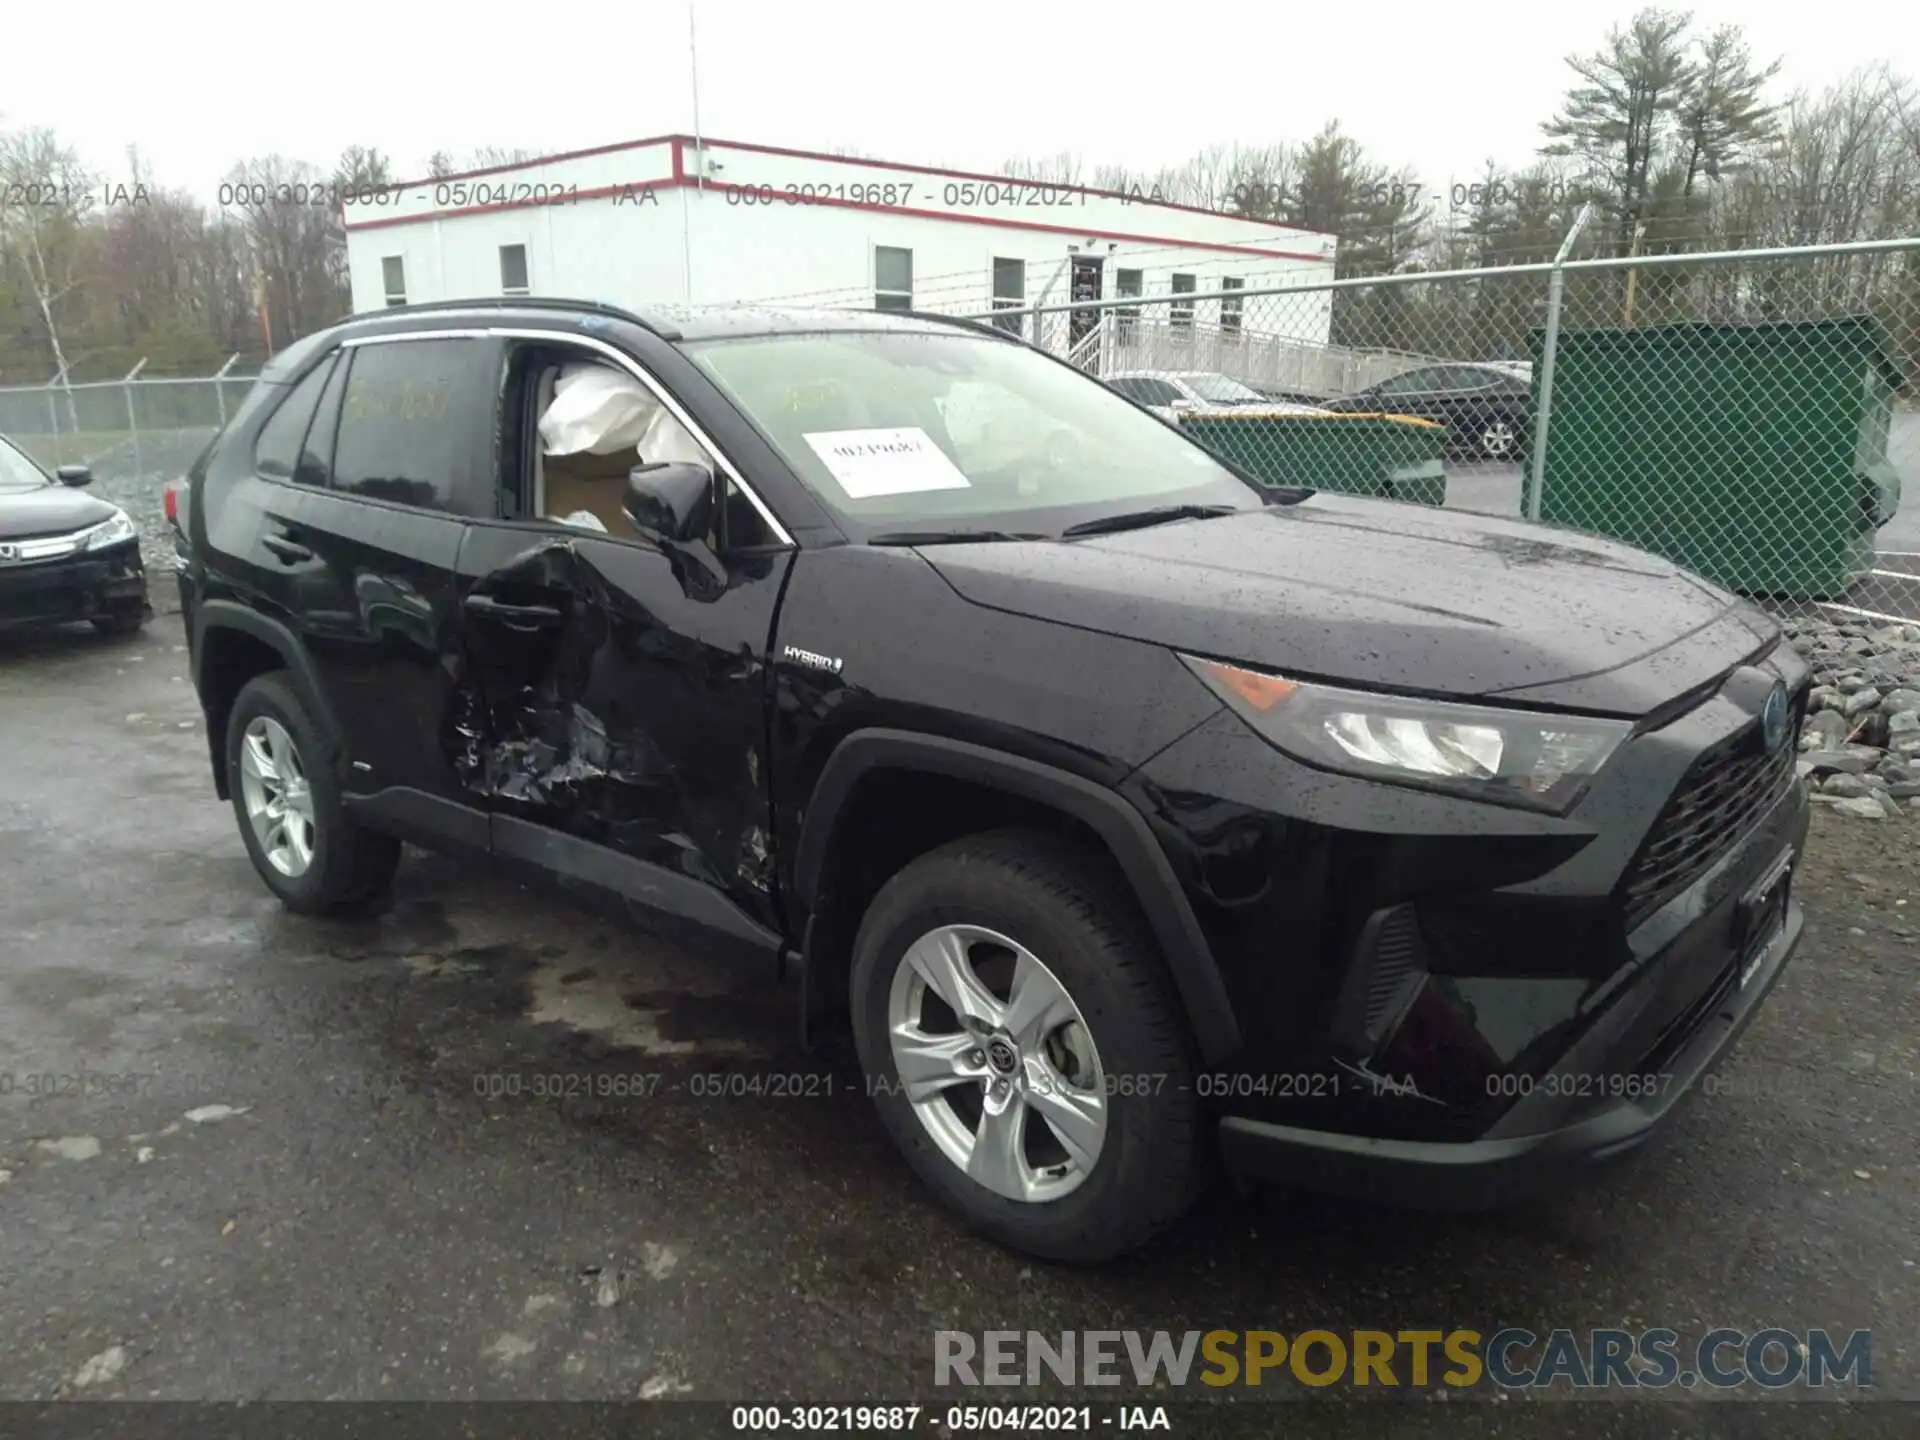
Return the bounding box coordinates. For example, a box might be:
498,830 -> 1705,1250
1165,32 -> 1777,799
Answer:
850,830 -> 1206,1262
226,672 -> 400,915
1479,420 -> 1521,460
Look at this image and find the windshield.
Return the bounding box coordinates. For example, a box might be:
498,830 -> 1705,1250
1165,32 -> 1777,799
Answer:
0,437 -> 52,493
1178,373 -> 1266,404
686,330 -> 1264,536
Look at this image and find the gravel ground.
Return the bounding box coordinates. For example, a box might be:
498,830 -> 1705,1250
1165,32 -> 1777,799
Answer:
0,615 -> 1916,1435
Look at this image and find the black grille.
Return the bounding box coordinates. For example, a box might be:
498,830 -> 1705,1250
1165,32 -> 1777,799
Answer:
1364,907 -> 1423,1036
1622,730 -> 1797,923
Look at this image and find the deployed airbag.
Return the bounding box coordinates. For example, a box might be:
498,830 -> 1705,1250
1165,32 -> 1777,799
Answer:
540,363 -> 660,456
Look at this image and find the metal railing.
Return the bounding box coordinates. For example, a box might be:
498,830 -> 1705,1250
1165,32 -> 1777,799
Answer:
945,231 -> 1920,623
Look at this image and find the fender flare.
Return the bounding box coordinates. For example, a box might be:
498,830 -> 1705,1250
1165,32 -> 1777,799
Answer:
795,729 -> 1242,1064
193,600 -> 346,791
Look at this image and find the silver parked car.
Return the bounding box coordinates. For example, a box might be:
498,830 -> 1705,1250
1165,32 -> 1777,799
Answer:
1103,370 -> 1331,423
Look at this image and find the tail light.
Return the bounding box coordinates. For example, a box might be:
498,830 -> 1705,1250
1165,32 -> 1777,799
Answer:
163,479 -> 180,526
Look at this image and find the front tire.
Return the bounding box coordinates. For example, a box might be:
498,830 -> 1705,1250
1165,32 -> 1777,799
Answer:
850,831 -> 1206,1262
225,672 -> 400,914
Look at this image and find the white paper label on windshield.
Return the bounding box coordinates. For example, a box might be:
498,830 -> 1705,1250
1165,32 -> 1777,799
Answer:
801,427 -> 972,499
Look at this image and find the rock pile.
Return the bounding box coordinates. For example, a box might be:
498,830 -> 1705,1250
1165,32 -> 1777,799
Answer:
1781,614 -> 1920,819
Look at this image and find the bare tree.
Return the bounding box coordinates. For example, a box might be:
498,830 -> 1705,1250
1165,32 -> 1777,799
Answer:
1000,151 -> 1085,185
221,154 -> 348,351
334,144 -> 395,189
0,127 -> 94,424
327,146 -> 396,297
426,145 -> 537,177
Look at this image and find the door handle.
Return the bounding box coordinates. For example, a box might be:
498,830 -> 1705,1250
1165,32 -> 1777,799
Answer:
464,594 -> 564,628
261,534 -> 312,563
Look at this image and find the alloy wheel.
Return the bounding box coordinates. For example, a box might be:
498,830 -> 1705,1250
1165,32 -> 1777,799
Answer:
238,715 -> 316,878
1481,421 -> 1518,458
885,923 -> 1108,1203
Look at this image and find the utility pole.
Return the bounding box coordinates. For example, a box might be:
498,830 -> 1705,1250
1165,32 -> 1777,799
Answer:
684,1 -> 702,303
1622,221 -> 1649,327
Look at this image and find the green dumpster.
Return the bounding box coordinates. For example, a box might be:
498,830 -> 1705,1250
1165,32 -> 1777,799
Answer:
1179,410 -> 1448,506
1533,315 -> 1906,601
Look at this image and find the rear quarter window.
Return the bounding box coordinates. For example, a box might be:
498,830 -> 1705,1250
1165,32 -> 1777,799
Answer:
252,357 -> 337,480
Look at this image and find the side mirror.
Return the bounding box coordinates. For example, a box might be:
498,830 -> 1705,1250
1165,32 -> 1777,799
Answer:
57,465 -> 92,487
623,461 -> 714,543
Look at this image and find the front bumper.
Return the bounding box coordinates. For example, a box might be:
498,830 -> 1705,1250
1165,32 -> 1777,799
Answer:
1125,636 -> 1813,1206
1219,896 -> 1803,1208
0,537 -> 148,630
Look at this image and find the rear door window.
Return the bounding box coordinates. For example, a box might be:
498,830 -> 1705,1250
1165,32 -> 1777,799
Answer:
1377,368 -> 1439,396
331,338 -> 496,515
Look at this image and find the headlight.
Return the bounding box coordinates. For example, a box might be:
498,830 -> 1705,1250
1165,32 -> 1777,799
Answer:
1182,655 -> 1631,813
80,509 -> 137,550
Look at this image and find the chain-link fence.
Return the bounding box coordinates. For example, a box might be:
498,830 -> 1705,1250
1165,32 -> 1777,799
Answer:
951,230 -> 1920,625
5,233 -> 1917,625
0,370 -> 260,484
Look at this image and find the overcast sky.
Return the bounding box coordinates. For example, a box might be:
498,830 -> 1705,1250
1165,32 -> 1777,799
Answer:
5,2 -> 1912,202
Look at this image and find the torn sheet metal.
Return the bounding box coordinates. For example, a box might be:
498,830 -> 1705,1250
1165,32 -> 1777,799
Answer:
482,700 -> 663,808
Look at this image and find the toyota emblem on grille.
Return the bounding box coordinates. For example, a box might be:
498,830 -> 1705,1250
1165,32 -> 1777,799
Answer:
1761,681 -> 1790,753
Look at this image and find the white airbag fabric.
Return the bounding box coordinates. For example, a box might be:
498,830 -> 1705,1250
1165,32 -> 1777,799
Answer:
539,363 -> 659,456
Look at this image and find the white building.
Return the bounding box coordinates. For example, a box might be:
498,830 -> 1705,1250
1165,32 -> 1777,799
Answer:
342,134 -> 1338,365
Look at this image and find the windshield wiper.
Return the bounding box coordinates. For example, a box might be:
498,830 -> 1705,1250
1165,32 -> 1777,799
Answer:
1059,504 -> 1240,539
866,528 -> 1048,546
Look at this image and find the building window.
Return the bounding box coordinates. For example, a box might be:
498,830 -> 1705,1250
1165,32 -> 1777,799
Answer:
499,244 -> 529,296
1170,273 -> 1195,334
1221,276 -> 1244,334
875,246 -> 913,312
991,257 -> 1025,335
1114,269 -> 1143,342
381,255 -> 407,308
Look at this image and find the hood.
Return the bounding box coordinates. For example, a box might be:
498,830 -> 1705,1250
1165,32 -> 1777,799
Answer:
0,486 -> 118,540
918,495 -> 1779,718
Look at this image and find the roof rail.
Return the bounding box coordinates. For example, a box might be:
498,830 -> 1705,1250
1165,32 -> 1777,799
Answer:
359,296 -> 682,341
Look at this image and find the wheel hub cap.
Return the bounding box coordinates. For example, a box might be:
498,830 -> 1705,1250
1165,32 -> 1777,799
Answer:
885,923 -> 1109,1204
238,716 -> 316,879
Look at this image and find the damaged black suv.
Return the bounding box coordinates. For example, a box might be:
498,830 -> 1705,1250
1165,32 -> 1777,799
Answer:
177,298 -> 1809,1262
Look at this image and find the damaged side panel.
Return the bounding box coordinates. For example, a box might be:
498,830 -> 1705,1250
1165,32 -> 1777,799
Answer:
452,522 -> 792,933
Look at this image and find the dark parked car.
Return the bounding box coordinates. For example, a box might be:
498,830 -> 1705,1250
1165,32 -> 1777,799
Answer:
175,298 -> 1808,1262
0,434 -> 149,634
1322,361 -> 1534,460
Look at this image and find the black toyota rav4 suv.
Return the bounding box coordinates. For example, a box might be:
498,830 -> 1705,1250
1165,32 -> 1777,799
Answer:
176,298 -> 1809,1262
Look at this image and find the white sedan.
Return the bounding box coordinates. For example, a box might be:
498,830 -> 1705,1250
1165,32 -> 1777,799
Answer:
1103,370 -> 1330,423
